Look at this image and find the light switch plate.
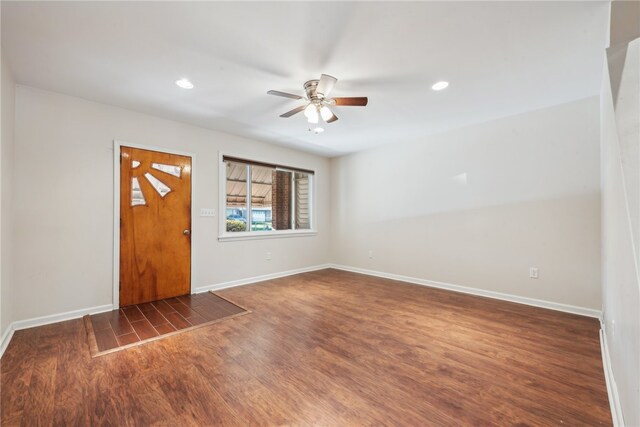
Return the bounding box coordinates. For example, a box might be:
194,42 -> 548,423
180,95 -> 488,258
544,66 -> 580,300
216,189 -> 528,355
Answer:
200,208 -> 215,217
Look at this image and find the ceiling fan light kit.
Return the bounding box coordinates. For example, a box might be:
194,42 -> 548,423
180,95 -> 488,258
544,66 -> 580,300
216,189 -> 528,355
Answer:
320,106 -> 333,121
304,103 -> 319,123
268,74 -> 368,133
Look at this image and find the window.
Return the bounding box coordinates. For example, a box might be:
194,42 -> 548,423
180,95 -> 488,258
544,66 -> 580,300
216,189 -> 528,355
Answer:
222,156 -> 314,238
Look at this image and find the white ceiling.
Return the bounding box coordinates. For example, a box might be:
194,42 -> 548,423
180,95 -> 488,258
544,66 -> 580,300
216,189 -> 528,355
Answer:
1,1 -> 608,157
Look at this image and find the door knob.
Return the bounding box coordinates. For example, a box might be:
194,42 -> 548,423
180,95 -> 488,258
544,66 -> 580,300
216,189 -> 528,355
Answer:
183,229 -> 191,236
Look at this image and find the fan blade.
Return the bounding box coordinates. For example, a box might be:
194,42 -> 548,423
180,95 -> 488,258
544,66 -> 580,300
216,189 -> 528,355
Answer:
333,97 -> 368,106
267,90 -> 305,100
279,105 -> 306,118
326,112 -> 338,123
316,74 -> 337,98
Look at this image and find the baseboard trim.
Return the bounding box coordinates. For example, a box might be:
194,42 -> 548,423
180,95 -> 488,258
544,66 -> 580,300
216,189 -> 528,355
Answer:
2,263 -> 601,357
2,265 -> 331,357
1,303 -> 114,358
600,327 -> 624,426
329,264 -> 602,318
11,304 -> 114,333
0,325 -> 15,358
194,264 -> 332,294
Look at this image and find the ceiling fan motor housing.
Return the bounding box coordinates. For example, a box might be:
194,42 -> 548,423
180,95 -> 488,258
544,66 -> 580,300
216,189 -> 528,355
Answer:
304,80 -> 320,100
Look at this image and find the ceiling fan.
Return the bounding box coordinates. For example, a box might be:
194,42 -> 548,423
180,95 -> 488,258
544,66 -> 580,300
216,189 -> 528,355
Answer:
267,74 -> 368,131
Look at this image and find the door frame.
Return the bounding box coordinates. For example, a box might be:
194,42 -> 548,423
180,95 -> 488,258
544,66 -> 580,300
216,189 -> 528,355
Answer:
112,139 -> 196,309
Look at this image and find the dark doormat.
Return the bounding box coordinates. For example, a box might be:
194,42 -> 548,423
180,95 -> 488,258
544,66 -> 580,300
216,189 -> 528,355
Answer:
83,291 -> 249,357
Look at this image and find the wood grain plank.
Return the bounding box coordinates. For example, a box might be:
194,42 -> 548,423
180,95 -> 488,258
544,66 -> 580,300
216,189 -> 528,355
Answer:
108,310 -> 134,336
154,323 -> 177,335
116,333 -> 140,346
137,302 -> 157,313
53,321 -> 91,426
163,312 -> 191,330
152,300 -> 176,316
0,327 -> 41,426
164,297 -> 184,307
89,312 -> 113,332
1,270 -> 612,426
171,301 -> 197,318
19,324 -> 60,426
122,305 -> 145,323
140,305 -> 168,327
183,314 -> 209,326
130,319 -> 159,341
93,328 -> 119,352
192,302 -> 235,320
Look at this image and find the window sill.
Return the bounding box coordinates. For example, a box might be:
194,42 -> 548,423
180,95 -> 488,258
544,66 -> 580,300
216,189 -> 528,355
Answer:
218,230 -> 318,242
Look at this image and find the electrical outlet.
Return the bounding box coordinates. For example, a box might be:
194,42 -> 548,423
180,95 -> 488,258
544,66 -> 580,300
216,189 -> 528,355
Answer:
266,252 -> 271,261
368,250 -> 373,259
529,267 -> 539,279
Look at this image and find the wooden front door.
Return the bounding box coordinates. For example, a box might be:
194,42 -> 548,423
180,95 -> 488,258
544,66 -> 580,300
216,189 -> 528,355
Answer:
119,146 -> 192,306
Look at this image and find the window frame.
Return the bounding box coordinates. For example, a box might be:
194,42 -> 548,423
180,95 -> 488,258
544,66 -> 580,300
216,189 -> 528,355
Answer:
218,152 -> 317,241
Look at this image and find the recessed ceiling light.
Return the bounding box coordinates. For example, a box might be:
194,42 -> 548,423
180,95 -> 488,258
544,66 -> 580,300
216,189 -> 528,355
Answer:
431,81 -> 449,91
312,127 -> 324,134
175,78 -> 194,89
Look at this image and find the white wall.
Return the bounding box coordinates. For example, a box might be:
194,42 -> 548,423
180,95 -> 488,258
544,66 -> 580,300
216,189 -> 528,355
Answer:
612,39 -> 640,269
1,51 -> 16,340
330,97 -> 601,310
12,86 -> 331,322
601,39 -> 640,427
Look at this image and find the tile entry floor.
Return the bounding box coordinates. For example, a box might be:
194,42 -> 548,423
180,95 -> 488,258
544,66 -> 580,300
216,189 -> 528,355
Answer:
84,292 -> 248,356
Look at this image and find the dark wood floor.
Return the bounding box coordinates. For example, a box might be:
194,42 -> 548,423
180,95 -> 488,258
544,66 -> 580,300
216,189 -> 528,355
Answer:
1,269 -> 611,426
87,292 -> 248,355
